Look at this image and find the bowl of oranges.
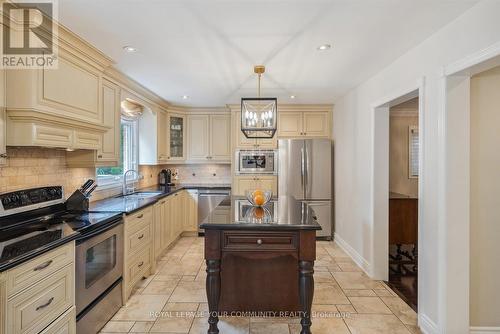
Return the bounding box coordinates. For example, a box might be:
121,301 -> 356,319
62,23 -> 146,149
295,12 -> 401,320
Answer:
245,189 -> 272,207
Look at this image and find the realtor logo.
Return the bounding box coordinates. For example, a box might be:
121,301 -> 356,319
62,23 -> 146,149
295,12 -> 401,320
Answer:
1,0 -> 58,69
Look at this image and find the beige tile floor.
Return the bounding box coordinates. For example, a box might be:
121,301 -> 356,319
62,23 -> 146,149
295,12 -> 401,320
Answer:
101,237 -> 421,334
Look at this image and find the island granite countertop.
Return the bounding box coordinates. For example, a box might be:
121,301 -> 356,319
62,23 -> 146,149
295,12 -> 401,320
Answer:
200,196 -> 322,231
89,183 -> 231,215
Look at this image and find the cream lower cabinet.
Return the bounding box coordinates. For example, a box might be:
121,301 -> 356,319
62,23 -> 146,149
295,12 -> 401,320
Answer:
0,242 -> 76,334
184,190 -> 198,233
187,114 -> 231,163
123,207 -> 155,301
232,176 -> 278,196
278,111 -> 331,138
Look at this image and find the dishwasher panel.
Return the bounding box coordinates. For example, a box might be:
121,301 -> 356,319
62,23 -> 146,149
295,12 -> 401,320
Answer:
198,189 -> 231,234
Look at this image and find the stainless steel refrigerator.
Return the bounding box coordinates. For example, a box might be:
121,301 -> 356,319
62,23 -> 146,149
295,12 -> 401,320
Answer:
278,138 -> 332,239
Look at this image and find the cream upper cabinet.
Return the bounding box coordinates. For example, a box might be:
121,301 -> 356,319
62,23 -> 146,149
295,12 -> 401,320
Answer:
0,68 -> 6,166
232,111 -> 277,149
187,115 -> 210,161
6,52 -> 102,125
209,115 -> 231,160
167,114 -> 186,161
278,110 -> 331,138
157,111 -> 168,161
278,112 -> 303,137
187,114 -> 231,163
303,112 -> 330,137
97,79 -> 120,163
139,104 -> 169,165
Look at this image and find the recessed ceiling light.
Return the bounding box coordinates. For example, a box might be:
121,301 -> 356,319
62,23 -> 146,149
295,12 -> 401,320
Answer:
290,95 -> 296,99
182,95 -> 189,100
123,46 -> 137,53
317,44 -> 331,51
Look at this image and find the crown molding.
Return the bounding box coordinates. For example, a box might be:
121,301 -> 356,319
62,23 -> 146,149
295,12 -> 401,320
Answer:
226,103 -> 333,113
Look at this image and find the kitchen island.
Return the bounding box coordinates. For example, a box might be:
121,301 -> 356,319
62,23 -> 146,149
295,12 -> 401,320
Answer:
200,196 -> 321,334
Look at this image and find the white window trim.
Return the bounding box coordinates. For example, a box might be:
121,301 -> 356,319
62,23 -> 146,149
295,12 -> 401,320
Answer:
96,117 -> 139,188
408,125 -> 419,179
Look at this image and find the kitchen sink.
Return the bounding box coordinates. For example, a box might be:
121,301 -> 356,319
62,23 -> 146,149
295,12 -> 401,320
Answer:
120,191 -> 163,199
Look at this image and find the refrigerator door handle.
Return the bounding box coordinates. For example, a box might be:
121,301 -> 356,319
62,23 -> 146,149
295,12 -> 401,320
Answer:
300,146 -> 305,189
305,143 -> 310,198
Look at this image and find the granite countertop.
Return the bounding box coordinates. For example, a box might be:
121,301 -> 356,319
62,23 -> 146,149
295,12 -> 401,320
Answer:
89,183 -> 231,215
199,196 -> 322,231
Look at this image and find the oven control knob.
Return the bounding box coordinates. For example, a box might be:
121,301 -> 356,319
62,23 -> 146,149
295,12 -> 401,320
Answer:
2,197 -> 10,206
10,194 -> 19,203
55,188 -> 62,197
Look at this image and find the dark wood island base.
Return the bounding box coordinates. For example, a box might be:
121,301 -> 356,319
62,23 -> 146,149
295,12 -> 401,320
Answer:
203,229 -> 317,334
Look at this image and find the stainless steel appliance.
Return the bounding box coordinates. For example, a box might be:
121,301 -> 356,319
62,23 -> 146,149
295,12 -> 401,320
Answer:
235,149 -> 278,175
0,186 -> 124,334
75,220 -> 123,334
278,139 -> 333,239
198,189 -> 231,234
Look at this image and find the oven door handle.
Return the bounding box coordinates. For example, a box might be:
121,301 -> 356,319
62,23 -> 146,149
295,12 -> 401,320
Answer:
76,218 -> 123,243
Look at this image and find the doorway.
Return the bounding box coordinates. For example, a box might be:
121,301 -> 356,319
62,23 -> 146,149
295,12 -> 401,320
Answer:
387,98 -> 419,311
372,85 -> 422,314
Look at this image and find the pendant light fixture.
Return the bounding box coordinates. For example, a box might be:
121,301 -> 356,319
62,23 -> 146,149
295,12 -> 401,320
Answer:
241,65 -> 277,138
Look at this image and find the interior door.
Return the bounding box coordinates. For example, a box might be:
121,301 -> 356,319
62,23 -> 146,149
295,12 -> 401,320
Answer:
278,139 -> 305,199
304,139 -> 332,200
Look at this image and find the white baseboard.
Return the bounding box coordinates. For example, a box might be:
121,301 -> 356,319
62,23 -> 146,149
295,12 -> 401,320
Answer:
418,314 -> 439,334
470,327 -> 500,334
333,233 -> 372,275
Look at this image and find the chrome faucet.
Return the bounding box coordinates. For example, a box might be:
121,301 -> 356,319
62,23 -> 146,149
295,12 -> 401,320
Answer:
123,169 -> 140,195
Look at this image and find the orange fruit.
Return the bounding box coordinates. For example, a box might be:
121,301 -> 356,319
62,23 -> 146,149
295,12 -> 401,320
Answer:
253,189 -> 264,197
253,194 -> 265,206
254,207 -> 265,219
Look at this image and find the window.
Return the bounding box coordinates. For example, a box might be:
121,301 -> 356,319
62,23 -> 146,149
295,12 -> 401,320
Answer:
96,118 -> 138,186
408,126 -> 419,178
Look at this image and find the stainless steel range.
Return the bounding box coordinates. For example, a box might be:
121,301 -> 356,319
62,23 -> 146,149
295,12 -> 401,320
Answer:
0,186 -> 124,334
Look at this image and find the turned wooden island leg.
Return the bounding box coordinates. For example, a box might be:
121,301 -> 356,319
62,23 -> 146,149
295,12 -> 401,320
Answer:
299,260 -> 314,334
206,260 -> 221,333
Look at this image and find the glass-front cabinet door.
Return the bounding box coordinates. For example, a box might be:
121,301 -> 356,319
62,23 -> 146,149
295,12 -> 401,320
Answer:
168,114 -> 185,161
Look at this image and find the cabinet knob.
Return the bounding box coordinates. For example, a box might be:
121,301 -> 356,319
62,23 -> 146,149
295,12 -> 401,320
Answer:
256,239 -> 263,245
138,234 -> 144,240
138,261 -> 144,268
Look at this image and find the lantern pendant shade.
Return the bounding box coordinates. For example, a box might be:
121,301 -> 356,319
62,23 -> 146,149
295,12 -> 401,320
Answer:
241,97 -> 277,139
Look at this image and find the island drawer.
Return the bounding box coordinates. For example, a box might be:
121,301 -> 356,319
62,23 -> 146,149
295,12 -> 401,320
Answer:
222,231 -> 297,251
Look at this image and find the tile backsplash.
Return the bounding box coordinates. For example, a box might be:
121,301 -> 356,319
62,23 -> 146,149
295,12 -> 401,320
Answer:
1,147 -> 232,199
0,147 -> 95,196
138,164 -> 232,186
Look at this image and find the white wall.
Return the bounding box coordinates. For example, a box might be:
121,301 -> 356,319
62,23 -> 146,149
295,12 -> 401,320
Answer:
332,0 -> 500,331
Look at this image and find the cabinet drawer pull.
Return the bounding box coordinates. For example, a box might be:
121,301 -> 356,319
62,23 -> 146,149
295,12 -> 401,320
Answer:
36,297 -> 54,311
160,201 -> 165,204
138,234 -> 144,240
138,261 -> 144,268
0,153 -> 7,158
97,154 -> 103,158
137,214 -> 144,219
256,239 -> 263,245
33,260 -> 53,271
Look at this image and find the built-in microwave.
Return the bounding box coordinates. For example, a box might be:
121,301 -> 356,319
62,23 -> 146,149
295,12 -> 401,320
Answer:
235,149 -> 278,175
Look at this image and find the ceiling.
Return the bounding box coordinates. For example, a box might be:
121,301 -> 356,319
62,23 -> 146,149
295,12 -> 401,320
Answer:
58,0 -> 477,107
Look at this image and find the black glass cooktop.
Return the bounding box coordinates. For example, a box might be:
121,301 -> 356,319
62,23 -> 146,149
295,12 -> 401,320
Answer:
0,206 -> 122,272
